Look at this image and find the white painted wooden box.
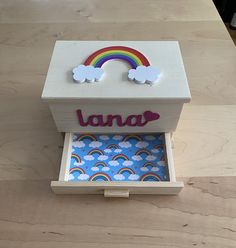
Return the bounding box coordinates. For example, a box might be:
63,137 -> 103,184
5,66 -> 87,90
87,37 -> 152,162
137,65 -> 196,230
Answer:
42,41 -> 191,133
42,41 -> 191,197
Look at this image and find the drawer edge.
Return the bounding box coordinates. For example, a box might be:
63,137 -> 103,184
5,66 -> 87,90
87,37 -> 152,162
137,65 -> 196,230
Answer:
51,181 -> 184,195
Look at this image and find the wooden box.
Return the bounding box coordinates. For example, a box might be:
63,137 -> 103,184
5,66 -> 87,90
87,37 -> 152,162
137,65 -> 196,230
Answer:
42,41 -> 191,133
42,41 -> 191,197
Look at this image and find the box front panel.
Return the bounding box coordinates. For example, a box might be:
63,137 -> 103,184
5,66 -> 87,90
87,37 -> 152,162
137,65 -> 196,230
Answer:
49,102 -> 183,133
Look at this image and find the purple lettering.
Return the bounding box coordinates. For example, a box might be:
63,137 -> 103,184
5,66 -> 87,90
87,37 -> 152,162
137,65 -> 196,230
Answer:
106,115 -> 126,127
88,115 -> 104,126
76,109 -> 160,127
76,109 -> 88,126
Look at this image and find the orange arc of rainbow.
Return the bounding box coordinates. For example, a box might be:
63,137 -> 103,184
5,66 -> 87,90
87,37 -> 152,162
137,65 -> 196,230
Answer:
118,167 -> 135,175
112,154 -> 129,161
94,162 -> 107,167
107,144 -> 119,149
135,149 -> 152,156
88,149 -> 104,155
69,167 -> 85,174
89,173 -> 111,181
143,162 -> 156,167
123,135 -> 142,142
77,134 -> 97,141
153,144 -> 164,149
141,173 -> 161,181
71,154 -> 82,163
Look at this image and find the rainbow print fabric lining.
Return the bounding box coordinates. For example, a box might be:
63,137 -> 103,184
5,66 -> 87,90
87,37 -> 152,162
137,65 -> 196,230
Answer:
68,133 -> 169,182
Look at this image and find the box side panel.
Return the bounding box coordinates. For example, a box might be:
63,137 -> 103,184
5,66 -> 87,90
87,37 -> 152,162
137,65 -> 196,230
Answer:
49,102 -> 183,133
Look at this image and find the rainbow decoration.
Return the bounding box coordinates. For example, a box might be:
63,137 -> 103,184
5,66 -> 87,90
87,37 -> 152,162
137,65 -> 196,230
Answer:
141,173 -> 161,181
118,167 -> 135,175
159,155 -> 165,161
88,149 -> 104,156
94,162 -> 107,168
69,167 -> 85,174
135,149 -> 152,156
106,144 -> 119,149
123,135 -> 142,142
112,154 -> 129,161
77,134 -> 97,141
143,162 -> 156,168
84,46 -> 150,69
153,144 -> 164,150
73,45 -> 161,84
89,172 -> 111,181
71,154 -> 82,163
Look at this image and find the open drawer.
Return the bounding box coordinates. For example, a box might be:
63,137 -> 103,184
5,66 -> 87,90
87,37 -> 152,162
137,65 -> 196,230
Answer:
51,133 -> 183,197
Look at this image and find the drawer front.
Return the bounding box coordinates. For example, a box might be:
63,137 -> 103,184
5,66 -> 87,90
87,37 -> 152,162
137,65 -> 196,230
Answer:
51,132 -> 183,197
51,181 -> 184,196
49,102 -> 183,133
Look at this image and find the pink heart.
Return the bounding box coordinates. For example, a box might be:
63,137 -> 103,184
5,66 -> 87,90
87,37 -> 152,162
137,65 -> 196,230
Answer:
143,111 -> 160,122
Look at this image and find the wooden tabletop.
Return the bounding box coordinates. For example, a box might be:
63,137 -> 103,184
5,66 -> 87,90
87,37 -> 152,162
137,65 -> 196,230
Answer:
0,0 -> 236,247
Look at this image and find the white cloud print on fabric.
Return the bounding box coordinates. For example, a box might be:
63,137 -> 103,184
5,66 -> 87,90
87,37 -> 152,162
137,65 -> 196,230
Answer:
102,167 -> 110,172
135,141 -> 149,148
146,155 -> 157,161
99,135 -> 109,140
91,166 -> 99,172
98,155 -> 108,161
151,148 -> 160,154
69,174 -> 75,180
114,174 -> 125,180
104,148 -> 112,153
118,141 -> 132,148
78,174 -> 89,180
140,167 -> 149,172
74,161 -> 85,166
84,155 -> 94,161
89,141 -> 102,148
132,155 -> 143,161
73,65 -> 104,83
128,65 -> 161,84
108,161 -> 119,166
73,141 -> 85,148
123,160 -> 133,166
158,161 -> 166,166
113,135 -> 123,141
128,174 -> 140,180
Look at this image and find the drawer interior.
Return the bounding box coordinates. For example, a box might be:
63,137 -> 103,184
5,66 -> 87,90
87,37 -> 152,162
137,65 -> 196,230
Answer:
67,133 -> 169,182
52,132 -> 183,196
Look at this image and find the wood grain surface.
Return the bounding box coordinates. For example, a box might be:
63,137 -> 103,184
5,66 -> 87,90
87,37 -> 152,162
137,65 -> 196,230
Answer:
0,0 -> 236,247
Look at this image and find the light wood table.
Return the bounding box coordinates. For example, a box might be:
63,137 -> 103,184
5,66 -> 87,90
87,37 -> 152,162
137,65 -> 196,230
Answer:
0,0 -> 236,247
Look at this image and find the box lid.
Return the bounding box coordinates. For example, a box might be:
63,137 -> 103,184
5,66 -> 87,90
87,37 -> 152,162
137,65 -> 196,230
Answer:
42,41 -> 191,103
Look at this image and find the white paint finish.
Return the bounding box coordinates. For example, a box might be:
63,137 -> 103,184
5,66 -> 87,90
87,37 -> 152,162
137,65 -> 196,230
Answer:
42,41 -> 191,103
52,132 -> 182,196
51,181 -> 184,195
72,65 -> 104,83
128,65 -> 161,84
49,102 -> 183,133
165,133 -> 176,182
104,189 -> 130,198
58,133 -> 72,181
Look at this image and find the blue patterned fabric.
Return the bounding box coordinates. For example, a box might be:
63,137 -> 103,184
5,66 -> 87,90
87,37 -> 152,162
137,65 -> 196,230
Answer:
68,133 -> 169,182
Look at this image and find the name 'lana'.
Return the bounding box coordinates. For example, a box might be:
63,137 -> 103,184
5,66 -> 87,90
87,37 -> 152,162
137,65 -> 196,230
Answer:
76,109 -> 160,127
